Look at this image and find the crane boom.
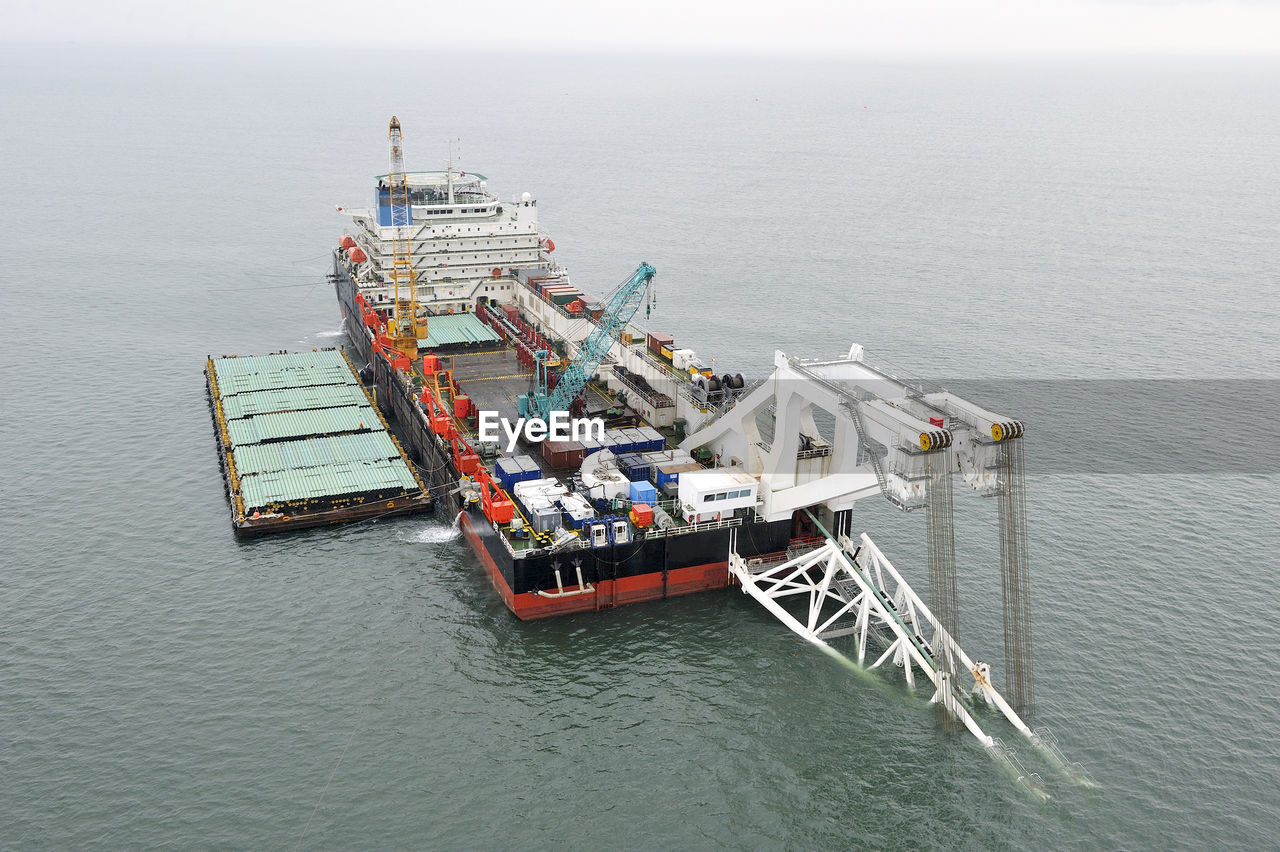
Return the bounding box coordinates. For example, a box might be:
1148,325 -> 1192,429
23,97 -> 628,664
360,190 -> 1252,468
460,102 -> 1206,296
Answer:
525,262 -> 656,421
386,116 -> 423,356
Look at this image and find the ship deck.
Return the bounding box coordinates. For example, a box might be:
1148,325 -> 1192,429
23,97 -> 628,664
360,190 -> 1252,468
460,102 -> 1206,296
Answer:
444,348 -> 535,444
411,342 -> 740,555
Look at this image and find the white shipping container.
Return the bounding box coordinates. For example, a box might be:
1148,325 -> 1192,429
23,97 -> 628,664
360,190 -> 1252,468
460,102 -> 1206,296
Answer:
671,348 -> 697,371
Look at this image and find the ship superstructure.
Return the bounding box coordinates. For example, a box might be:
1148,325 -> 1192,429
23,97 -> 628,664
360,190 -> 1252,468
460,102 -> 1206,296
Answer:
341,155 -> 554,316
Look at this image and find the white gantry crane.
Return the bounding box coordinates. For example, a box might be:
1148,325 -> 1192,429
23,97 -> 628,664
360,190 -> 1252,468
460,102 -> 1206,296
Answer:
681,345 -> 1087,793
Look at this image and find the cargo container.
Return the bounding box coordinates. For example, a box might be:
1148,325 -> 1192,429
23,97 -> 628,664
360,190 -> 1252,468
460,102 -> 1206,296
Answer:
629,479 -> 657,505
655,461 -> 705,490
530,504 -> 562,534
542,439 -> 586,469
514,478 -> 568,521
671,348 -> 697,371
647,331 -> 673,356
560,492 -> 596,529
546,289 -> 581,307
496,454 -> 543,491
637,426 -> 666,451
629,503 -> 654,529
618,453 -> 650,483
622,427 -> 648,451
495,456 -> 523,491
611,428 -> 645,454
513,478 -> 567,502
516,455 -> 542,479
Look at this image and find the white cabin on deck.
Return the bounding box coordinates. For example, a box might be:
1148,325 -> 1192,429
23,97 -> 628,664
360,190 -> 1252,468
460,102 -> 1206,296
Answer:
677,467 -> 759,524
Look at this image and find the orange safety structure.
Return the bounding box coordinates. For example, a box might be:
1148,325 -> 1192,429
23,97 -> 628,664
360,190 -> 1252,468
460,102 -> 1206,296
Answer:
475,466 -> 514,524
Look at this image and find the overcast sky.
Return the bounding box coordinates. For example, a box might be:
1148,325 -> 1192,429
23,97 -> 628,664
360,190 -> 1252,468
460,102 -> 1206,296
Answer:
6,0 -> 1279,54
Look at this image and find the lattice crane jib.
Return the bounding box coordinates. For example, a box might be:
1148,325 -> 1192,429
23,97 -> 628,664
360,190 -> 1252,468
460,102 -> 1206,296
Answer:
387,116 -> 422,357
525,263 -> 656,421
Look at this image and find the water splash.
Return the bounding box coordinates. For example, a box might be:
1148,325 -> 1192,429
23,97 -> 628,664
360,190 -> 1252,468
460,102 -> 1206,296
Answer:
404,516 -> 462,544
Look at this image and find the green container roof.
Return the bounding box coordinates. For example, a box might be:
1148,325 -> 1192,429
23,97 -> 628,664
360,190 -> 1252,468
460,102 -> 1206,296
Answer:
211,348 -> 426,514
239,458 -> 420,511
227,405 -> 376,446
220,383 -> 373,421
212,350 -> 356,396
232,432 -> 402,477
416,313 -> 501,349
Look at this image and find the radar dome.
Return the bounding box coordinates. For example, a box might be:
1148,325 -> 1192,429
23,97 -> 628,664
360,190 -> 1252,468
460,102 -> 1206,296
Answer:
521,191 -> 532,203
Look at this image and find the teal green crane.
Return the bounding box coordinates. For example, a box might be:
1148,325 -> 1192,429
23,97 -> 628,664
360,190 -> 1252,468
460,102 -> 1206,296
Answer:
521,262 -> 656,422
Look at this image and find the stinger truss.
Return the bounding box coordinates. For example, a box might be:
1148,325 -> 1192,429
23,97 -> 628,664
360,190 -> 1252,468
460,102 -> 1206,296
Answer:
728,516 -> 1088,795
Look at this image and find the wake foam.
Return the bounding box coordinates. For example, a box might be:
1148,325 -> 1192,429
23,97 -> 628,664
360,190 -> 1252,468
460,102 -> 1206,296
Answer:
405,522 -> 462,544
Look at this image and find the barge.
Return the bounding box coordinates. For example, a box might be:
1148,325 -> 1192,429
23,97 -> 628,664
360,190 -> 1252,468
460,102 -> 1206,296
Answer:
206,348 -> 432,535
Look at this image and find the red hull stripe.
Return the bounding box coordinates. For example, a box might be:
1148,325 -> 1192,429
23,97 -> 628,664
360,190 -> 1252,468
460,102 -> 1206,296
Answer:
460,513 -> 730,620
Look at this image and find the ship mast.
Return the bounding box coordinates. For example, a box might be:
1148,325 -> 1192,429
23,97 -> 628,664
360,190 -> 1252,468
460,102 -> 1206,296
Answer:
446,138 -> 458,206
387,116 -> 423,356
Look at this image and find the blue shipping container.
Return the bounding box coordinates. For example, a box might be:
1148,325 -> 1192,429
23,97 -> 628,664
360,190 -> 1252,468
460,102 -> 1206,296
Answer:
516,455 -> 542,478
622,428 -> 647,451
495,457 -> 523,491
606,430 -> 634,454
619,454 -> 650,482
634,426 -> 661,451
629,480 -> 657,505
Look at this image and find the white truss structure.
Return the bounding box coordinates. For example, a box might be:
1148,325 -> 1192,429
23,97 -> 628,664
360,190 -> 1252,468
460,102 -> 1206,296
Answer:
728,527 -> 1087,790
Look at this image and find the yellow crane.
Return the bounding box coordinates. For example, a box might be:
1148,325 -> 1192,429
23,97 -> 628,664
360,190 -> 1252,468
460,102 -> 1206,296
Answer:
386,116 -> 426,357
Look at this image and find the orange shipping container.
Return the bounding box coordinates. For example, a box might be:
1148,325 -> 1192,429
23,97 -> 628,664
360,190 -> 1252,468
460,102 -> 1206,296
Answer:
629,503 -> 654,528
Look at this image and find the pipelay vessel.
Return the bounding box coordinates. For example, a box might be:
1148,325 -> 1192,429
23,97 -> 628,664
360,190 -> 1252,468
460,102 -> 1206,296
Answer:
329,118 -> 1085,783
